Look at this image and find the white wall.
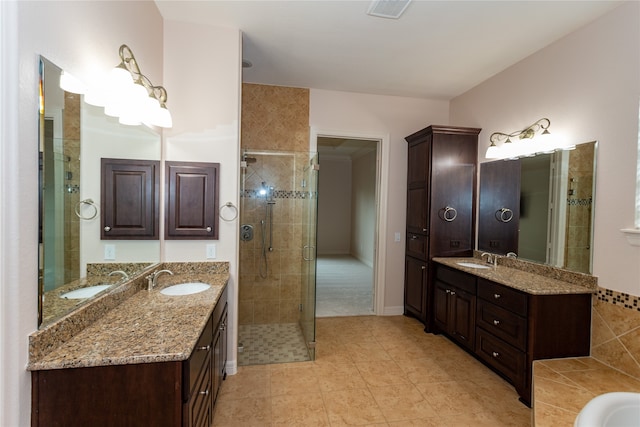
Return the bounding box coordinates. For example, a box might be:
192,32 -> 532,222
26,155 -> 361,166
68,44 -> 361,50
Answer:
4,2 -> 163,425
317,155 -> 352,254
451,1 -> 640,296
351,150 -> 377,267
162,20 -> 241,373
310,90 -> 449,313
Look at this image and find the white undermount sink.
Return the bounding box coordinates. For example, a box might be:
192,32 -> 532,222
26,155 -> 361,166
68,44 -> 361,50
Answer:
456,261 -> 491,270
574,392 -> 640,427
60,284 -> 111,299
160,282 -> 211,296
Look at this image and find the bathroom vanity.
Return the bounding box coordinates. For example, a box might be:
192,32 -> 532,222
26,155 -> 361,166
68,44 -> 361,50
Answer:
432,257 -> 594,406
29,264 -> 228,427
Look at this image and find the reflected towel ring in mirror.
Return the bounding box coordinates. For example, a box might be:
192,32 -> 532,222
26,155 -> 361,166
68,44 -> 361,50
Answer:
74,198 -> 98,220
219,202 -> 238,222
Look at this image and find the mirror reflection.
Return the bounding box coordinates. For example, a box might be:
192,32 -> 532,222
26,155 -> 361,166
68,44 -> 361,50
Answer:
39,57 -> 160,327
478,141 -> 596,274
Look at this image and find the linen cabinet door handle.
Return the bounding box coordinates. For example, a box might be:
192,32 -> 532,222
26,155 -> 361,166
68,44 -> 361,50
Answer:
494,293 -> 501,299
493,320 -> 500,325
492,352 -> 500,358
421,265 -> 426,270
197,345 -> 211,351
199,389 -> 209,396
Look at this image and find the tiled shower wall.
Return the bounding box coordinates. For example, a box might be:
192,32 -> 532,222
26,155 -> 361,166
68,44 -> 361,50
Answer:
592,289 -> 640,380
564,142 -> 594,273
63,92 -> 80,283
239,84 -> 310,325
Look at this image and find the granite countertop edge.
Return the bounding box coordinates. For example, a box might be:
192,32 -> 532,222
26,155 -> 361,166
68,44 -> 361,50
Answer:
432,257 -> 595,295
28,274 -> 229,371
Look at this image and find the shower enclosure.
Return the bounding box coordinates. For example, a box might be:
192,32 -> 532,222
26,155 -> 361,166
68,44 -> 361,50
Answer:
238,149 -> 318,365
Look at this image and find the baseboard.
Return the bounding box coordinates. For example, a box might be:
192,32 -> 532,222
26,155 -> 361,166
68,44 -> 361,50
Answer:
382,306 -> 404,316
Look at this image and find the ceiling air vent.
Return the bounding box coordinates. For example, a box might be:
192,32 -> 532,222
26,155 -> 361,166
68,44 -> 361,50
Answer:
367,0 -> 412,19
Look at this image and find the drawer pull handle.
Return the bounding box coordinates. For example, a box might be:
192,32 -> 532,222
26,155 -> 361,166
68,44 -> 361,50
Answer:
445,289 -> 450,294
197,345 -> 211,351
494,293 -> 501,299
492,352 -> 500,358
220,324 -> 226,331
421,265 -> 426,270
493,320 -> 500,325
199,389 -> 209,396
450,291 -> 456,296
411,235 -> 418,240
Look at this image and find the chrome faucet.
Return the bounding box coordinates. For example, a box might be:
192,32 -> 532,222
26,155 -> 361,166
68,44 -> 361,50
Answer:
108,270 -> 129,280
147,269 -> 173,291
506,252 -> 518,259
481,252 -> 499,267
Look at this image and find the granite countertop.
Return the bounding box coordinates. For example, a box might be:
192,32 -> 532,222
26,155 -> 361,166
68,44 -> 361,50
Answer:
28,273 -> 228,371
432,257 -> 595,295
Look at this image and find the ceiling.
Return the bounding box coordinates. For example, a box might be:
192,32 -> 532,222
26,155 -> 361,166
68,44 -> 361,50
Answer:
155,0 -> 621,100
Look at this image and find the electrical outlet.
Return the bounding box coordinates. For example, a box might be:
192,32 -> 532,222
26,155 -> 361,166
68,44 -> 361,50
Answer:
394,232 -> 401,242
104,244 -> 116,260
206,244 -> 216,259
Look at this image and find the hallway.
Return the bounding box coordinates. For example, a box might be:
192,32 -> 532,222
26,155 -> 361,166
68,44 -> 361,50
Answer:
316,255 -> 374,317
213,315 -> 531,426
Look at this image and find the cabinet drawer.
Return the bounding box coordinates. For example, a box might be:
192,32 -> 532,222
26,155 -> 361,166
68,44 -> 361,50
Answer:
477,299 -> 527,351
186,354 -> 212,427
406,232 -> 428,260
475,329 -> 525,386
477,279 -> 527,315
435,265 -> 476,294
184,315 -> 213,400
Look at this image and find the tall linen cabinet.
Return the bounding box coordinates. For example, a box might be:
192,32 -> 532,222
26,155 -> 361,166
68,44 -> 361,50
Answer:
404,125 -> 480,330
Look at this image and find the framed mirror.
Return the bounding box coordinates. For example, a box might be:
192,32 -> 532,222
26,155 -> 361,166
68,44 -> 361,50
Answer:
39,57 -> 160,327
478,141 -> 597,274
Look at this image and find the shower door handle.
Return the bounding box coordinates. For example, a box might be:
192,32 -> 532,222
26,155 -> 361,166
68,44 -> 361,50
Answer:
303,245 -> 316,261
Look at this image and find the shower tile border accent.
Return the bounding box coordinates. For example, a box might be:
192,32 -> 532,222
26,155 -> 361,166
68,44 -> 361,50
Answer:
241,189 -> 309,199
597,286 -> 640,312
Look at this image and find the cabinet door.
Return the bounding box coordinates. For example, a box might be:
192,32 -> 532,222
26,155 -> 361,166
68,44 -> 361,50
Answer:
449,287 -> 476,350
101,158 -> 159,240
404,256 -> 427,321
406,139 -> 430,235
429,132 -> 478,257
165,161 -> 220,239
433,280 -> 450,332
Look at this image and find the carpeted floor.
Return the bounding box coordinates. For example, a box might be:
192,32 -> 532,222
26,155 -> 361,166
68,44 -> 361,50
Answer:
316,255 -> 374,317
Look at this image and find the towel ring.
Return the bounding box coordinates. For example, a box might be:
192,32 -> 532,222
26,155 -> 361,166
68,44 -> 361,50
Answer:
75,198 -> 98,220
219,202 -> 238,222
496,208 -> 514,223
442,206 -> 457,222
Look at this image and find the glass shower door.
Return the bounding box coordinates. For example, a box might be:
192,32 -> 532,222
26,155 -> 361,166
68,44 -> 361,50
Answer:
300,154 -> 319,360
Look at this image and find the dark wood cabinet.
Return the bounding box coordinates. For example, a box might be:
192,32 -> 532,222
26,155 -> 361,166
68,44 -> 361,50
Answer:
101,158 -> 159,240
404,256 -> 428,320
404,125 -> 480,326
31,287 -> 228,427
478,159 -> 521,254
165,161 -> 220,240
433,263 -> 591,406
433,266 -> 476,351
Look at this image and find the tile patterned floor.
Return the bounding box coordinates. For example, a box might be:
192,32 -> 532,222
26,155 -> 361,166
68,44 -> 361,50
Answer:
238,323 -> 311,366
215,315 -> 532,426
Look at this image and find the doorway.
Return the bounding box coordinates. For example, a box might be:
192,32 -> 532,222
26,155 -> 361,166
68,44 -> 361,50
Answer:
316,137 -> 379,317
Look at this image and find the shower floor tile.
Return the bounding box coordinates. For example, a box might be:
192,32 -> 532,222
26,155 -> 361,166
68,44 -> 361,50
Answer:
238,323 -> 311,366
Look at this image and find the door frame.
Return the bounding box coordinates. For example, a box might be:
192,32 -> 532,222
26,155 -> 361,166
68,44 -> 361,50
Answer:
310,127 -> 390,315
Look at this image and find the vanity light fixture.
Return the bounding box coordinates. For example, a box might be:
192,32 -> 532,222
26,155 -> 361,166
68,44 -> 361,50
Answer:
86,44 -> 172,128
487,118 -> 575,160
59,71 -> 87,95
